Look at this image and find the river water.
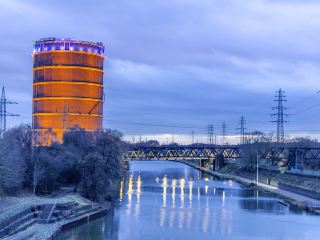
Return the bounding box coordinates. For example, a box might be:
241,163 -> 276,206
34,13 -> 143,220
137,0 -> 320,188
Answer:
58,161 -> 320,240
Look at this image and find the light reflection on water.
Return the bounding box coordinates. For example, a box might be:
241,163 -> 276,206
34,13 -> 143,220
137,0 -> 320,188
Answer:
58,161 -> 320,240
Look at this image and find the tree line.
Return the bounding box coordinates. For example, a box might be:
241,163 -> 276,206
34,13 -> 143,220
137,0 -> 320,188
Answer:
0,125 -> 127,202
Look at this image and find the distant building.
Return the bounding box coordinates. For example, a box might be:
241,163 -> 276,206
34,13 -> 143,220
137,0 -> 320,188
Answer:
32,38 -> 105,145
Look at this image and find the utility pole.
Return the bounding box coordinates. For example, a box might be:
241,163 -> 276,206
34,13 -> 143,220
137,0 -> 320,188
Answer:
237,116 -> 246,144
62,105 -> 69,132
221,122 -> 226,145
207,124 -> 214,145
256,155 -> 260,185
0,86 -> 19,136
271,89 -> 288,143
191,130 -> 194,144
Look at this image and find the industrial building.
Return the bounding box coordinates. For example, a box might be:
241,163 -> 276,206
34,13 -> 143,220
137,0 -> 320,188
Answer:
32,38 -> 105,145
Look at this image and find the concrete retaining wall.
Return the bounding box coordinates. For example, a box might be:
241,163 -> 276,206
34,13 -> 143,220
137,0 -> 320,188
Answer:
279,183 -> 320,200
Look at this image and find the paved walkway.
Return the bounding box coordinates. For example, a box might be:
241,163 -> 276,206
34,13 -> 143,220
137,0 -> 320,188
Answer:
230,174 -> 320,207
174,160 -> 320,209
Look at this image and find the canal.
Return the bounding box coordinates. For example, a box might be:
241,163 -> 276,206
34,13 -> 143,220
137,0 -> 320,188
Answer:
58,161 -> 320,240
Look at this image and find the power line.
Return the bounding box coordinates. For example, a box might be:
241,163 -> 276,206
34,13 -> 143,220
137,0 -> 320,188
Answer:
105,119 -> 205,130
287,91 -> 320,109
291,102 -> 320,117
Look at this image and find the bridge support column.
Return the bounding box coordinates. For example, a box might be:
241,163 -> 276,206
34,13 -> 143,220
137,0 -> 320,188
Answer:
200,158 -> 206,168
288,149 -> 304,171
212,158 -> 217,171
288,150 -> 295,170
214,153 -> 224,171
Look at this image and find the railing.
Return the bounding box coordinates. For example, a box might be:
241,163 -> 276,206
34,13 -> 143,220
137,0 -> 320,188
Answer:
2,227 -> 35,240
33,63 -> 103,70
305,201 -> 320,209
0,200 -> 40,224
46,199 -> 57,224
35,221 -> 63,240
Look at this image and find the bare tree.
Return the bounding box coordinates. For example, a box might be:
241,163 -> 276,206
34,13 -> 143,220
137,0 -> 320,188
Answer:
0,125 -> 126,201
30,155 -> 45,198
0,125 -> 30,194
245,131 -> 270,144
241,142 -> 271,170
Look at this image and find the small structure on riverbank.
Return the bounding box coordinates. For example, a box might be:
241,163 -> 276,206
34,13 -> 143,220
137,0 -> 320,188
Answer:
0,193 -> 109,240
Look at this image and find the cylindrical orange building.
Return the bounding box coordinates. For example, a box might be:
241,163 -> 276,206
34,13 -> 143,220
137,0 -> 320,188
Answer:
32,38 -> 105,145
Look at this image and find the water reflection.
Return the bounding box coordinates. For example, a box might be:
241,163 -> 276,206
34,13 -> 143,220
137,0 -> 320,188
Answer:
162,176 -> 167,207
58,161 -> 320,240
171,179 -> 176,207
189,180 -> 193,204
58,208 -> 120,240
119,180 -> 123,202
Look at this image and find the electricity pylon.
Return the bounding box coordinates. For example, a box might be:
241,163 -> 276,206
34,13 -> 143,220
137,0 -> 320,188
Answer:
221,122 -> 226,145
271,89 -> 288,143
207,124 -> 214,144
0,86 -> 19,136
237,116 -> 246,144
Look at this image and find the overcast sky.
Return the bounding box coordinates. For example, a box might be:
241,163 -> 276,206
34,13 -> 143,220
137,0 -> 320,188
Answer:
1,0 -> 320,143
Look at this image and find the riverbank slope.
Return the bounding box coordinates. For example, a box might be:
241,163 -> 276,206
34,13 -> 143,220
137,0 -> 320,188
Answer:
0,191 -> 110,240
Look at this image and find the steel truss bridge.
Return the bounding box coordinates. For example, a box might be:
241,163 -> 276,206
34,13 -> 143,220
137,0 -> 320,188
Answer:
123,145 -> 320,170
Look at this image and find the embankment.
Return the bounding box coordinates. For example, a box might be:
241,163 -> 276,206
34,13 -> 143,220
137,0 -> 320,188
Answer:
0,193 -> 110,240
220,165 -> 320,200
173,160 -> 320,212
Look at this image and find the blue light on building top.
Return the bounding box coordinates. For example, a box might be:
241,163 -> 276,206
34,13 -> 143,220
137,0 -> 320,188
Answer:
33,38 -> 105,56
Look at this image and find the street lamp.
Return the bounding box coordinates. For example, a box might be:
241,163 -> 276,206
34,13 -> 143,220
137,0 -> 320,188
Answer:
256,154 -> 260,185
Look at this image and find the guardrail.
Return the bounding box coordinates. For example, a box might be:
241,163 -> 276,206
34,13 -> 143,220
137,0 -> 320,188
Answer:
35,222 -> 63,240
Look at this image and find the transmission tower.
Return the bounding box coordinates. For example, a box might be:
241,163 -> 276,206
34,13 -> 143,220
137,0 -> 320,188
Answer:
221,122 -> 226,145
0,86 -> 19,136
207,124 -> 214,144
237,116 -> 247,144
271,89 -> 288,143
191,130 -> 194,144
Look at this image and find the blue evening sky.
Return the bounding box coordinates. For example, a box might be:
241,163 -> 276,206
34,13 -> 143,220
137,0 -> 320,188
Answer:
1,0 -> 320,143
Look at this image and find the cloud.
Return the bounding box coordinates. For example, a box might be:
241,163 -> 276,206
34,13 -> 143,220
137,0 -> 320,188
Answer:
0,0 -> 320,141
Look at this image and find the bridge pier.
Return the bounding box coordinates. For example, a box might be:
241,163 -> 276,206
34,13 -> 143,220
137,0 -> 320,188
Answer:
213,153 -> 224,171
200,158 -> 205,168
288,149 -> 304,171
212,158 -> 217,171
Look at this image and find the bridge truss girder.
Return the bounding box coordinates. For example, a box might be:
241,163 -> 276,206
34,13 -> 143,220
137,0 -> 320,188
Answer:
123,146 -> 320,169
122,146 -> 243,161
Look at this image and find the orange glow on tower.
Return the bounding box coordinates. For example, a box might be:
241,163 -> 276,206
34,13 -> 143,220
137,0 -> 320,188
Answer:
32,38 -> 105,145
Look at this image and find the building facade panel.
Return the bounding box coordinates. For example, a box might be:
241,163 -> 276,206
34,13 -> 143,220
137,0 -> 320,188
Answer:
33,115 -> 102,129
32,99 -> 103,114
33,67 -> 103,84
33,51 -> 104,69
33,83 -> 103,99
